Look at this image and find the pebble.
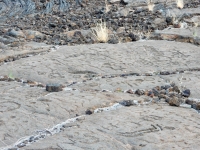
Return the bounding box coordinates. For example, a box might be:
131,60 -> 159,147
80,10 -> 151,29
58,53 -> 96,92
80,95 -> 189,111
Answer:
0,0 -> 172,46
169,97 -> 181,107
148,91 -> 154,97
195,102 -> 200,110
29,136 -> 35,142
46,83 -> 63,92
126,89 -> 134,94
185,99 -> 195,105
160,71 -> 170,75
17,143 -> 26,148
152,88 -> 159,96
182,89 -> 191,97
86,109 -> 93,115
120,100 -> 134,106
173,86 -> 180,93
135,89 -> 144,95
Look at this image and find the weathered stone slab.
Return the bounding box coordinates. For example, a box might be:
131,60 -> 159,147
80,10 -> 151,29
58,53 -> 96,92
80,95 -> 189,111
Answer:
0,40 -> 200,149
0,40 -> 199,84
0,81 -> 135,148
22,103 -> 200,150
156,28 -> 200,38
154,27 -> 200,44
0,81 -> 48,148
174,6 -> 200,15
0,42 -> 52,63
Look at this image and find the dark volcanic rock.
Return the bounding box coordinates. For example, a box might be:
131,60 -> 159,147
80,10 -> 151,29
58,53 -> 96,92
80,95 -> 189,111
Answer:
148,91 -> 154,97
195,102 -> 200,110
120,100 -> 134,106
182,89 -> 191,97
86,109 -> 93,115
172,86 -> 181,93
0,0 -> 174,46
191,102 -> 200,110
46,83 -> 63,92
152,88 -> 159,96
160,71 -> 170,75
166,17 -> 173,25
129,33 -> 140,41
185,99 -> 196,105
108,38 -> 119,44
7,29 -> 25,38
135,89 -> 144,95
169,97 -> 181,107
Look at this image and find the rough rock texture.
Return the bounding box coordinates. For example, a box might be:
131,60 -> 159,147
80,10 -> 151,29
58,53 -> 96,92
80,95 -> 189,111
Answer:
23,104 -> 200,150
0,81 -> 136,148
0,42 -> 53,64
0,0 -> 200,46
0,40 -> 200,84
153,27 -> 200,44
0,40 -> 200,149
0,0 -> 200,150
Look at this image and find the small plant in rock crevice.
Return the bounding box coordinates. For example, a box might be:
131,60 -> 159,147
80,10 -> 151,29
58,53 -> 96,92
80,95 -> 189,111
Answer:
8,70 -> 15,80
190,16 -> 199,38
192,29 -> 198,38
193,22 -> 199,28
146,0 -> 155,12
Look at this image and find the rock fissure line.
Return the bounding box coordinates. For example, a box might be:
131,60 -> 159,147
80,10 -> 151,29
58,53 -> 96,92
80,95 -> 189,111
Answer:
66,68 -> 200,88
0,66 -> 200,90
0,102 -> 127,150
0,80 -> 200,149
0,115 -> 84,150
0,48 -> 57,65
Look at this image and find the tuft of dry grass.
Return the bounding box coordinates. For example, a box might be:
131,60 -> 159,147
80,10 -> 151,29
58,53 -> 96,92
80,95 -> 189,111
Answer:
176,0 -> 184,9
193,22 -> 199,27
105,0 -> 110,13
91,20 -> 109,43
146,0 -> 155,12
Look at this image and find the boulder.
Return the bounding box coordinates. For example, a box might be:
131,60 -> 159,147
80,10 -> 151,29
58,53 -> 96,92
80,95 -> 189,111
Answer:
118,8 -> 129,17
23,30 -> 45,40
7,29 -> 25,38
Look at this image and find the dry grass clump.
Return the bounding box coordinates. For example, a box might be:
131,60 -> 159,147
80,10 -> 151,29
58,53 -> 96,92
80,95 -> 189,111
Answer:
194,22 -> 199,27
91,20 -> 109,43
176,0 -> 184,9
105,0 -> 110,13
191,17 -> 199,27
146,0 -> 155,12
